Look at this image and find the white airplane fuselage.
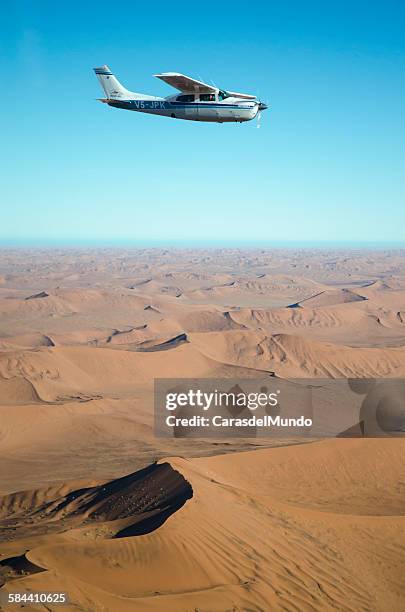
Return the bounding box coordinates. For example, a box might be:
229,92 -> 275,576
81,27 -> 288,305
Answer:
103,95 -> 260,123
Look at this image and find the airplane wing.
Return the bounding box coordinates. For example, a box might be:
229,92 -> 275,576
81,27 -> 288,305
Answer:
225,90 -> 257,100
154,72 -> 217,93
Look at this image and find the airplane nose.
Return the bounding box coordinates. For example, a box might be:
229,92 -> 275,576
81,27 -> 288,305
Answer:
258,102 -> 268,111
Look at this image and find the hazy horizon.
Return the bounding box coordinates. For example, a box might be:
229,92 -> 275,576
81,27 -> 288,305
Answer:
1,238 -> 405,251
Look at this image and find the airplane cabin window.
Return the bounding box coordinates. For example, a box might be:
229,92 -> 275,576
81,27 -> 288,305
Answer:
177,94 -> 195,102
200,93 -> 216,101
218,90 -> 229,100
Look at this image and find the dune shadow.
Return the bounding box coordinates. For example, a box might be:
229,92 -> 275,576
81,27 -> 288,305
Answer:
0,553 -> 45,583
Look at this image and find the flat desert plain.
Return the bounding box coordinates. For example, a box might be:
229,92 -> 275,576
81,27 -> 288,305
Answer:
0,247 -> 404,611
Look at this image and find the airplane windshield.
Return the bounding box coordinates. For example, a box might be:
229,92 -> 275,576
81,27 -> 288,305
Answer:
218,90 -> 229,100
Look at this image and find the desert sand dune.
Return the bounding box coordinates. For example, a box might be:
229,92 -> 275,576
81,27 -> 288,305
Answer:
0,342 -> 273,403
229,302 -> 374,337
1,248 -> 405,610
0,333 -> 56,350
288,287 -> 368,308
190,329 -> 405,377
0,462 -> 192,535
0,377 -> 43,405
173,307 -> 246,332
105,319 -> 184,348
230,300 -> 405,347
1,441 -> 404,611
25,291 -> 50,300
178,275 -> 328,309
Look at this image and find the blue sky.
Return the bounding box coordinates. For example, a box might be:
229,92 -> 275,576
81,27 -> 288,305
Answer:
1,0 -> 404,245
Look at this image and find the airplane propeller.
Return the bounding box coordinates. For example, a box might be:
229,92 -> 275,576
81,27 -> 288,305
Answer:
256,101 -> 269,128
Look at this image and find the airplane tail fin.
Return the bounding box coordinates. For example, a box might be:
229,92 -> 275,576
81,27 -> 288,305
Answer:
93,65 -> 138,100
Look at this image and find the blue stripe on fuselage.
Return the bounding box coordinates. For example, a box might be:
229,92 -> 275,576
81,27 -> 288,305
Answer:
108,100 -> 254,110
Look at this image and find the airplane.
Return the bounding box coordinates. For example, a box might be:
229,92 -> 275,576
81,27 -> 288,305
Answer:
93,65 -> 268,124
